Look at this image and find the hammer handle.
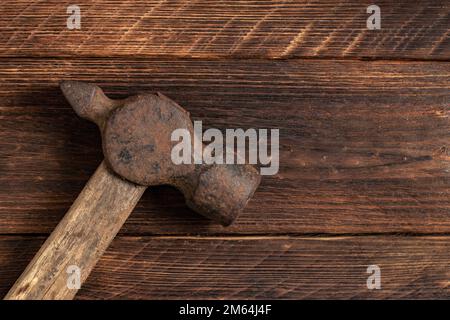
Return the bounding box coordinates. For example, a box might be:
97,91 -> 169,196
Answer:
5,161 -> 146,300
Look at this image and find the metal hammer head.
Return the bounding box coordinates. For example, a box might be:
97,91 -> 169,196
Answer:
60,81 -> 261,226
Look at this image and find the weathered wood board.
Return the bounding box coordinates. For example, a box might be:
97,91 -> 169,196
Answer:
1,236 -> 449,299
0,0 -> 449,299
0,1 -> 448,59
0,59 -> 448,235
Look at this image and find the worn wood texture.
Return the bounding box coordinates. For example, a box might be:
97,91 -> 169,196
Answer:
0,0 -> 448,60
0,0 -> 449,299
0,58 -> 448,235
1,235 -> 449,299
5,162 -> 146,299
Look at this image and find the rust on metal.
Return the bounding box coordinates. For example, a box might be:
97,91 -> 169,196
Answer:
60,81 -> 261,226
103,92 -> 195,186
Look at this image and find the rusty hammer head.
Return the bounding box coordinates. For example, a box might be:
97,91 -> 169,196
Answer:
60,81 -> 260,226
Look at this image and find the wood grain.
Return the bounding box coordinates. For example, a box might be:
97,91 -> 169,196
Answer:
4,161 -> 146,299
0,58 -> 448,235
1,235 -> 449,299
1,0 -> 448,301
0,0 -> 448,59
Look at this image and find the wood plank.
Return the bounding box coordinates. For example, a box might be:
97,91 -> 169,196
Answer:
0,235 -> 449,299
0,0 -> 448,59
0,58 -> 449,234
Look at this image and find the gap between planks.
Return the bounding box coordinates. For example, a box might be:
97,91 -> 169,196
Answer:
0,55 -> 448,62
3,233 -> 450,240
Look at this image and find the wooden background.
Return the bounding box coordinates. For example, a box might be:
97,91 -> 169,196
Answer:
0,0 -> 449,299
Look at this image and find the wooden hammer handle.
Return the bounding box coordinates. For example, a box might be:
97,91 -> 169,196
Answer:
5,161 -> 146,300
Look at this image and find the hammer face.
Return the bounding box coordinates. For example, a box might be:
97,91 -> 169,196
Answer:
184,164 -> 261,226
103,93 -> 195,186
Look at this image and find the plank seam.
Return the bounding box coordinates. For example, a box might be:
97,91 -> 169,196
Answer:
0,55 -> 448,62
3,232 -> 450,239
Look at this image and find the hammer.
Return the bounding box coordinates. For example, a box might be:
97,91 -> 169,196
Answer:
5,81 -> 260,300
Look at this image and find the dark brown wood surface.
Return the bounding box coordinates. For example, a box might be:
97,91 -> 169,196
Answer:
1,236 -> 449,299
0,59 -> 448,235
0,1 -> 449,299
0,0 -> 448,59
